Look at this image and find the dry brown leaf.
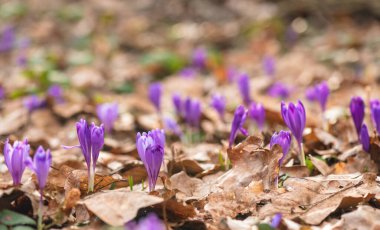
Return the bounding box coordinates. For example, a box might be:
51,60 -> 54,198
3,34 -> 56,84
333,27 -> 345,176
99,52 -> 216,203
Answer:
83,189 -> 163,226
309,155 -> 332,176
341,205 -> 380,230
170,171 -> 211,200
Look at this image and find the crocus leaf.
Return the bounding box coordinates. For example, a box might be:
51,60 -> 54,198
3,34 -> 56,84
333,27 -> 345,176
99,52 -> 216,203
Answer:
0,209 -> 36,226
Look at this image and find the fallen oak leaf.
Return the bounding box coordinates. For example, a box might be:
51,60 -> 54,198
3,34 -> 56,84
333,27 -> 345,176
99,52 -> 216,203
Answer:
83,189 -> 163,226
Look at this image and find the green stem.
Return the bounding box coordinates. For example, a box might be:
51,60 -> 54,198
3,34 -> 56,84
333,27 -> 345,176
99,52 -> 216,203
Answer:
38,189 -> 43,230
299,142 -> 306,166
88,166 -> 95,193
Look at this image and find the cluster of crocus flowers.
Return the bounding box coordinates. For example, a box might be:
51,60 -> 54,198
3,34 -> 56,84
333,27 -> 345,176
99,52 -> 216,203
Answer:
97,103 -> 118,133
65,119 -> 104,192
210,94 -> 226,121
237,73 -> 251,105
270,130 -> 292,166
229,105 -> 248,148
148,82 -> 162,113
350,96 -> 365,139
25,146 -> 52,230
136,129 -> 165,192
3,139 -> 30,185
305,81 -> 329,112
249,102 -> 265,131
268,82 -> 291,99
281,101 -> 306,166
262,55 -> 276,77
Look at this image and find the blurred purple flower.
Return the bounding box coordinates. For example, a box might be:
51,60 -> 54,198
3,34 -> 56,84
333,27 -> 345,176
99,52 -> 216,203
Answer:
350,96 -> 365,137
0,26 -> 15,52
23,95 -> 45,112
64,119 -> 104,192
172,93 -> 183,117
305,81 -> 329,112
229,105 -> 248,148
285,25 -> 298,47
164,117 -> 182,137
270,131 -> 291,165
3,139 -> 30,185
125,213 -> 165,230
184,97 -> 202,128
148,83 -> 162,112
136,129 -> 165,191
97,103 -> 118,133
179,67 -> 197,78
268,82 -> 291,99
226,66 -> 238,82
16,38 -> 29,67
210,94 -> 226,120
191,47 -> 207,69
271,213 -> 282,228
262,55 -> 276,77
281,101 -> 306,146
370,99 -> 380,134
25,146 -> 52,191
360,124 -> 370,152
249,102 -> 265,130
47,84 -> 64,103
0,86 -> 5,100
237,73 -> 251,105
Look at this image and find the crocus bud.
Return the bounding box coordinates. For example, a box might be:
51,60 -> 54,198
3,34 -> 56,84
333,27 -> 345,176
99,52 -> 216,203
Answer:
191,47 -> 207,69
136,129 -> 165,191
237,73 -> 251,105
262,55 -> 276,77
148,83 -> 162,112
184,97 -> 201,128
47,84 -> 64,103
370,99 -> 380,134
249,102 -> 265,130
23,95 -> 45,112
3,139 -> 30,185
305,81 -> 329,112
74,119 -> 104,192
163,117 -> 182,137
172,93 -> 183,117
349,96 -> 365,137
270,130 -> 291,165
271,213 -> 282,229
268,82 -> 291,99
210,94 -> 226,120
97,103 -> 118,133
229,105 -> 248,148
281,101 -> 306,146
360,124 -> 370,152
125,213 -> 165,230
25,146 -> 52,190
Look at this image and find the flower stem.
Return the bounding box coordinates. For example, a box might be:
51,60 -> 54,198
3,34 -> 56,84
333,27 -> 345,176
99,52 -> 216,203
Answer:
38,189 -> 43,230
299,142 -> 306,166
88,166 -> 95,193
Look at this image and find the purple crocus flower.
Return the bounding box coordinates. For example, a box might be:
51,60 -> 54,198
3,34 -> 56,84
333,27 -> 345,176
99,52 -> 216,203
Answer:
210,94 -> 226,120
305,81 -> 329,112
360,124 -> 370,152
0,26 -> 15,52
271,213 -> 282,228
0,86 -> 5,100
163,117 -> 182,137
191,47 -> 207,69
136,129 -> 165,191
268,82 -> 291,99
172,93 -> 183,117
226,66 -> 238,83
47,84 -> 64,103
248,102 -> 265,130
148,83 -> 162,113
184,97 -> 202,128
65,119 -> 104,192
25,146 -> 52,191
97,103 -> 118,133
125,213 -> 165,230
370,99 -> 380,134
3,139 -> 30,186
179,67 -> 197,78
262,55 -> 276,77
270,131 -> 291,165
229,105 -> 248,148
350,96 -> 365,137
23,95 -> 45,112
237,73 -> 251,105
281,101 -> 306,145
